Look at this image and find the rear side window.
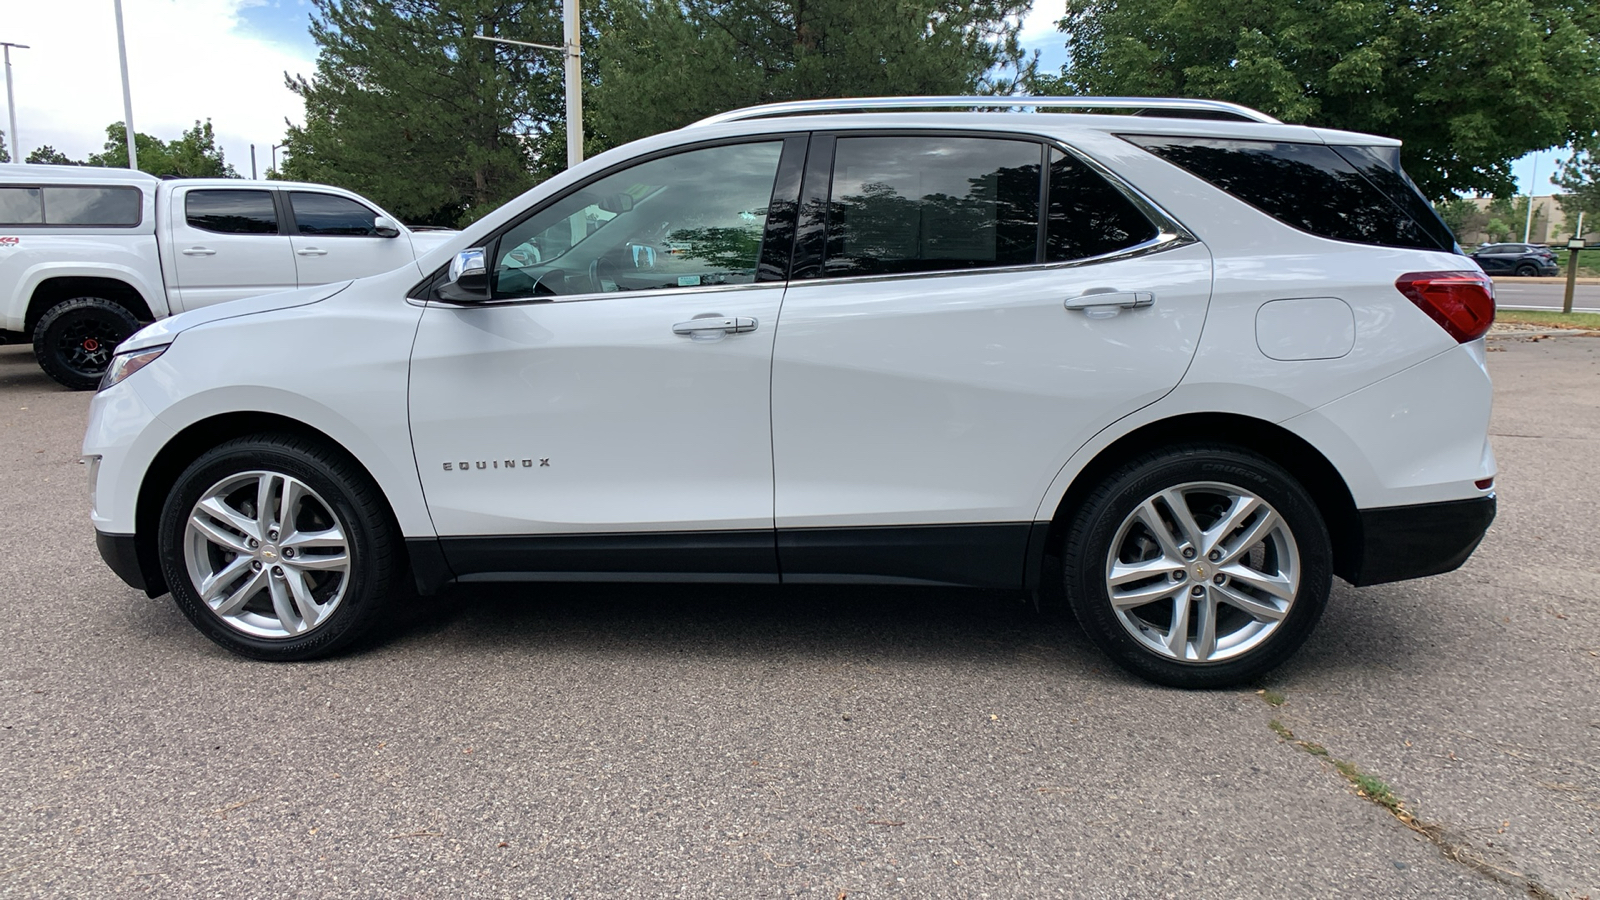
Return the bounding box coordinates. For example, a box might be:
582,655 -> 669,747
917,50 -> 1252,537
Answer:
823,136 -> 1041,277
0,185 -> 141,226
290,192 -> 379,236
1123,135 -> 1453,251
1047,148 -> 1160,261
187,190 -> 279,234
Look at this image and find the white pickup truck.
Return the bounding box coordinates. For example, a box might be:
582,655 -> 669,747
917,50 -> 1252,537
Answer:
0,164 -> 454,388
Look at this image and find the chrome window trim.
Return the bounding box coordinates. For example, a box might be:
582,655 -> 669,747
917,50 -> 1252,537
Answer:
424,279 -> 787,310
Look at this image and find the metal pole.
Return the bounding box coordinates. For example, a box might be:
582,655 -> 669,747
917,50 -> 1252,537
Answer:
1522,157 -> 1537,243
563,0 -> 582,168
114,0 -> 137,171
1564,211 -> 1586,315
250,144 -> 257,179
1,42 -> 27,162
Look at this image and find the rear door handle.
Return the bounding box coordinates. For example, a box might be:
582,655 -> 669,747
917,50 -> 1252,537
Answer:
181,247 -> 216,256
296,247 -> 328,257
672,316 -> 758,336
1064,290 -> 1154,311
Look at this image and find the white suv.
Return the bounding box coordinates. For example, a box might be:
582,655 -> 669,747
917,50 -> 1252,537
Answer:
81,97 -> 1498,688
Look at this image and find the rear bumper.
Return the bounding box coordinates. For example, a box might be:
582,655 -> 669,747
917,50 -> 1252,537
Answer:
96,529 -> 167,597
1341,495 -> 1495,587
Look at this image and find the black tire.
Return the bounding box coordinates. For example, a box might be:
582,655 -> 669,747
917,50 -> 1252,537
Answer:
1061,444 -> 1332,689
32,297 -> 141,391
1515,263 -> 1539,277
157,434 -> 403,661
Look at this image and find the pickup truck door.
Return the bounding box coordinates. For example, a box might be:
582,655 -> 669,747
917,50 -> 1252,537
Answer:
284,190 -> 416,286
168,186 -> 298,310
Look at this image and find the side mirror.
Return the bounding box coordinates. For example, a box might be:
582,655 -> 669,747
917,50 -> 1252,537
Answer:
437,248 -> 488,302
373,216 -> 401,238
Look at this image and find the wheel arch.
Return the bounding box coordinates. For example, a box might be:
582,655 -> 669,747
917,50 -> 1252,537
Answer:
27,276 -> 155,335
132,411 -> 407,598
1038,412 -> 1362,588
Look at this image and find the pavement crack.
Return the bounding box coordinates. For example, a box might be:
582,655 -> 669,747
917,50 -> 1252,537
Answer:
1267,718 -> 1558,900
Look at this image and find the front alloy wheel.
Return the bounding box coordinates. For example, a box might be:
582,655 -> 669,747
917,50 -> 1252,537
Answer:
159,434 -> 401,660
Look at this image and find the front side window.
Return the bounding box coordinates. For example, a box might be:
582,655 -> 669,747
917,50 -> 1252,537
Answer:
492,141 -> 784,300
290,191 -> 380,236
186,189 -> 278,234
822,136 -> 1041,277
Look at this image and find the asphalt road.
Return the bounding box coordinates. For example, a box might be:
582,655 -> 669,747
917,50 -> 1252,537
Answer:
1,336 -> 1596,899
1491,280 -> 1600,312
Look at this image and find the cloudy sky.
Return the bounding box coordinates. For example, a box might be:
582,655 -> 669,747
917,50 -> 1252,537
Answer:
0,0 -> 1567,193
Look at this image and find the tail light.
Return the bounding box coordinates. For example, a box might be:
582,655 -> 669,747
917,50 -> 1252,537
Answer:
1395,271 -> 1496,343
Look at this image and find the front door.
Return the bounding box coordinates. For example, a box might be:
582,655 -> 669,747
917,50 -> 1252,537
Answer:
284,190 -> 416,285
408,138 -> 803,579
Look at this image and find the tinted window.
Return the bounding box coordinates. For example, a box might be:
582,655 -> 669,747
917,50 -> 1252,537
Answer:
492,141 -> 784,300
291,191 -> 380,236
823,136 -> 1040,277
1328,144 -> 1456,251
43,186 -> 142,225
1047,148 -> 1159,261
0,187 -> 43,225
187,190 -> 279,234
1123,135 -> 1452,251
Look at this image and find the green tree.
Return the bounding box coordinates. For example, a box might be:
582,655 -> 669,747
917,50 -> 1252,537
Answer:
1046,0 -> 1600,201
588,0 -> 1034,149
282,0 -> 567,227
86,120 -> 238,177
25,146 -> 79,165
0,129 -> 8,163
1433,196 -> 1485,241
1555,138 -> 1600,221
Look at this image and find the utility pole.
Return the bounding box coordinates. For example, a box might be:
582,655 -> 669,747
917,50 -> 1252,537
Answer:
474,0 -> 584,170
1522,156 -> 1538,243
114,0 -> 138,170
1,41 -> 28,162
250,144 -> 257,179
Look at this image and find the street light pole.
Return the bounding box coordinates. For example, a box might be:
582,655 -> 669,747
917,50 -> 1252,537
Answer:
473,0 -> 584,170
271,143 -> 287,174
1522,156 -> 1537,244
1,41 -> 28,162
113,0 -> 138,171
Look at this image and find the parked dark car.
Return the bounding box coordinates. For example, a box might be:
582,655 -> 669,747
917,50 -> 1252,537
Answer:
1469,242 -> 1560,276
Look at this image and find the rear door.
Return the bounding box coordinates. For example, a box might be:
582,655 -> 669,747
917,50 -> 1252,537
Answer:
285,190 -> 416,285
769,132 -> 1213,586
168,186 -> 297,310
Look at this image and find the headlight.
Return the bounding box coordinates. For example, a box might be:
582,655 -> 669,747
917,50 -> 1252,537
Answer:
100,345 -> 168,391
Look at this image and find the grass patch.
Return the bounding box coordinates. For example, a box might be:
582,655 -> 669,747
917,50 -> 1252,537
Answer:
1333,760 -> 1404,814
1494,309 -> 1600,330
1257,688 -> 1287,707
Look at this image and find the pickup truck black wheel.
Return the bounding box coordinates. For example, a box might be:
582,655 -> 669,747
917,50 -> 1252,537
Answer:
32,297 -> 141,390
158,434 -> 403,661
1061,444 -> 1332,689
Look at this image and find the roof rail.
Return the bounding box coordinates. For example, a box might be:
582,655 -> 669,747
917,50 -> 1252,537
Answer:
690,96 -> 1282,127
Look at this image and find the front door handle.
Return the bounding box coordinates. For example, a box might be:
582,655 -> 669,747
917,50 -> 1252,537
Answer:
296,247 -> 329,257
672,316 -> 758,337
1064,290 -> 1154,311
181,247 -> 216,256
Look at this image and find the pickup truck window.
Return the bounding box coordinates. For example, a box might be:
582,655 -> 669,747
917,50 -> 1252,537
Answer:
290,192 -> 379,236
0,185 -> 141,226
187,190 -> 280,235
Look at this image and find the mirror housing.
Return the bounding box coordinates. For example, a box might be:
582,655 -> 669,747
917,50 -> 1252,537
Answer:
437,248 -> 489,302
599,193 -> 634,214
373,216 -> 401,238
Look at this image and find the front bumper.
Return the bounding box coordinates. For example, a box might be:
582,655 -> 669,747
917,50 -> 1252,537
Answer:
1340,495 -> 1496,586
96,530 -> 167,597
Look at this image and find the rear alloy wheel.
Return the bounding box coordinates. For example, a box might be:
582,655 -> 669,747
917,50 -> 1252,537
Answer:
32,297 -> 140,390
158,435 -> 402,660
1062,446 -> 1331,688
1515,263 -> 1539,277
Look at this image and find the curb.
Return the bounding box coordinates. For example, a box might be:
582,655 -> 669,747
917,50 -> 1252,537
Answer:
1491,276 -> 1600,285
1486,329 -> 1600,339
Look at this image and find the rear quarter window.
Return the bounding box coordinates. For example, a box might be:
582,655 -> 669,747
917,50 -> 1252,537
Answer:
1122,135 -> 1453,251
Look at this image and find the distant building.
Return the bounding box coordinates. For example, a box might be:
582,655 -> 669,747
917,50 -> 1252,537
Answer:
1456,195 -> 1596,245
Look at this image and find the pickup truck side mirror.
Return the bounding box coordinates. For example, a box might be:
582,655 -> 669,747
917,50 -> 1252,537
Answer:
436,248 -> 488,302
373,216 -> 401,238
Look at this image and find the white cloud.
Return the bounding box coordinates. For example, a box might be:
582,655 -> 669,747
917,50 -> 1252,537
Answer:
1,0 -> 313,175
1018,0 -> 1067,47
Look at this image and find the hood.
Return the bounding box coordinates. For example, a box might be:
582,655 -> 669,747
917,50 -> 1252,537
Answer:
119,281 -> 353,353
408,229 -> 460,254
